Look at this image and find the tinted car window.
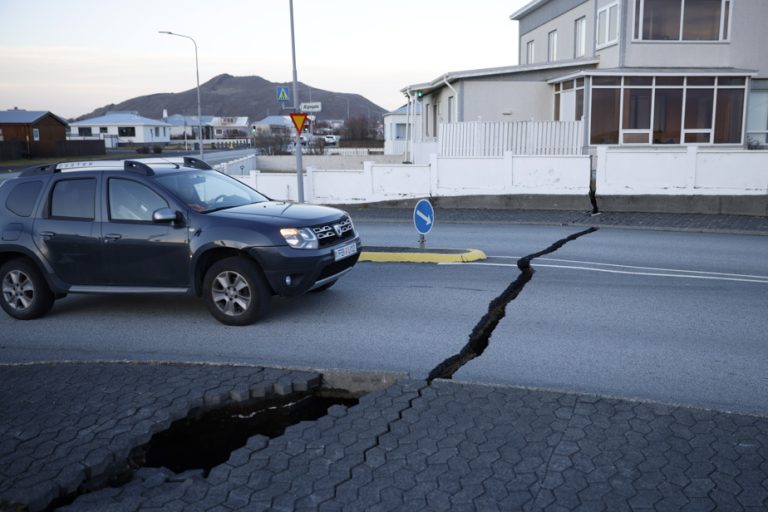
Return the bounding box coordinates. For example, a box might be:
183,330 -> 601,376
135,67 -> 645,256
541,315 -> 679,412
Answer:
109,179 -> 168,222
6,180 -> 43,217
50,179 -> 96,220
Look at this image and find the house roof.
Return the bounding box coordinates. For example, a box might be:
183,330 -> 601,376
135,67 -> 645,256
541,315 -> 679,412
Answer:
164,114 -> 217,126
510,0 -> 549,20
71,111 -> 170,127
0,110 -> 68,125
255,116 -> 292,127
385,103 -> 422,116
549,67 -> 760,83
401,58 -> 600,96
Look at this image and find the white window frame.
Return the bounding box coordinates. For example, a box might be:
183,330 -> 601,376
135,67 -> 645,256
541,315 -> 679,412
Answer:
575,17 -> 587,58
590,75 -> 747,145
547,30 -> 558,62
526,40 -> 535,64
597,3 -> 619,49
633,0 -> 732,42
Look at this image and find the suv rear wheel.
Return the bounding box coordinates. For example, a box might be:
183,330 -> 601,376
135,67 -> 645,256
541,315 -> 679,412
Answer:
203,257 -> 270,326
0,259 -> 55,320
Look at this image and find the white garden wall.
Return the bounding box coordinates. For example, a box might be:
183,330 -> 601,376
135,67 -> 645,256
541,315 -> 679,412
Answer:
233,153 -> 590,204
596,146 -> 768,195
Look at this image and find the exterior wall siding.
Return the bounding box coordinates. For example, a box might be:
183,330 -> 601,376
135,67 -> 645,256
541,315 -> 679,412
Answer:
519,1 -> 595,64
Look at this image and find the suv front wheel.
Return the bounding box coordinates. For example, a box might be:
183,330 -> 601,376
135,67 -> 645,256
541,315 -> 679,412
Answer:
202,257 -> 270,326
0,259 -> 55,320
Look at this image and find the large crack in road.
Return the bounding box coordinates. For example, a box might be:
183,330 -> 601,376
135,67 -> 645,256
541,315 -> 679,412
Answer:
427,227 -> 599,382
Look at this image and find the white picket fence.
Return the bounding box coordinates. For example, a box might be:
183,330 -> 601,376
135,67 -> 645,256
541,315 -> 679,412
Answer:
440,120 -> 584,157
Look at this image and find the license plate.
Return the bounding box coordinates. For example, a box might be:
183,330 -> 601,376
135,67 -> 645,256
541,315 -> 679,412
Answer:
334,242 -> 357,261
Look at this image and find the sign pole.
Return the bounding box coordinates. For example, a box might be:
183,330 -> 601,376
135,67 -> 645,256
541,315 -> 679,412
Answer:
289,0 -> 305,203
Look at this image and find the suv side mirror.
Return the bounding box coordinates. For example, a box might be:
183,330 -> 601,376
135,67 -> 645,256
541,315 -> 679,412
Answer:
153,207 -> 183,224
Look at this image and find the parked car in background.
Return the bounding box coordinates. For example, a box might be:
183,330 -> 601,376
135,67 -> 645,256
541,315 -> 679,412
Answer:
0,157 -> 361,325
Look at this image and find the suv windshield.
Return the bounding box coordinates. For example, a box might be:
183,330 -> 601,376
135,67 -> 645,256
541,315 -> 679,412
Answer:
155,171 -> 268,213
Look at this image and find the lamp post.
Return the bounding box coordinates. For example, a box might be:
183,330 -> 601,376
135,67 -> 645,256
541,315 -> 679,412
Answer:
159,30 -> 204,160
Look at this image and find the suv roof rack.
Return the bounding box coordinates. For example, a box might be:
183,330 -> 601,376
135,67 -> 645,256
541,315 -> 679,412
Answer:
123,160 -> 155,176
183,157 -> 213,170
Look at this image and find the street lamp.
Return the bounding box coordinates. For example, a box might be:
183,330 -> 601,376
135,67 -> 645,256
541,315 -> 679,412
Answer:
159,30 -> 204,160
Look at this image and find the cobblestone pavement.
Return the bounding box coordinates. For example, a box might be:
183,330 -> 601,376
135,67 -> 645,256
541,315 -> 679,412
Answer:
344,207 -> 768,236
2,363 -> 767,511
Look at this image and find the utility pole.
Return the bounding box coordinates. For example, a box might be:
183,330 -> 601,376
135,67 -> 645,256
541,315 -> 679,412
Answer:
289,0 -> 305,203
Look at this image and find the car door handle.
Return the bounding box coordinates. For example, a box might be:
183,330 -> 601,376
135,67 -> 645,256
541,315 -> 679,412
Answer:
38,231 -> 55,240
104,233 -> 122,242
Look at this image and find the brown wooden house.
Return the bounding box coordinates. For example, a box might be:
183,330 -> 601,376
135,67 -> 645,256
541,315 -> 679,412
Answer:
0,109 -> 69,159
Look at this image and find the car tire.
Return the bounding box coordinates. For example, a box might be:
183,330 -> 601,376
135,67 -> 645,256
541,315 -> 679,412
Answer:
203,257 -> 270,326
311,280 -> 337,293
0,258 -> 55,320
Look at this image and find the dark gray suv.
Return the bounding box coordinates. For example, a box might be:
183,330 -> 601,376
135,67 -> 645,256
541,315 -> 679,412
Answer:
0,157 -> 361,325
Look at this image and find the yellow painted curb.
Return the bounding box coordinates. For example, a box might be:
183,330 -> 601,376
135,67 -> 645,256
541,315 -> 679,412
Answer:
359,249 -> 487,264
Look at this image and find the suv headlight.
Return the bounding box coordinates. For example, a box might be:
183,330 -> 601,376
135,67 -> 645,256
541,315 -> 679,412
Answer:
280,227 -> 318,249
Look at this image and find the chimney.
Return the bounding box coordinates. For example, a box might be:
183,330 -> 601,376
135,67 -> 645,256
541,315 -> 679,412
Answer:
162,109 -> 168,119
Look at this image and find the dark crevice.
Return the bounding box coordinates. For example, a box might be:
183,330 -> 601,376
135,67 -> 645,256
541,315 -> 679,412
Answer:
427,227 -> 599,382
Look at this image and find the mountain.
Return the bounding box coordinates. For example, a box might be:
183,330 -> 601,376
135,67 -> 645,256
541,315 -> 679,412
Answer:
77,74 -> 387,122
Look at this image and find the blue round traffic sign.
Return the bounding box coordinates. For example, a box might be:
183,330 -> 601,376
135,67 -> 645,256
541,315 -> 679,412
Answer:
413,199 -> 435,235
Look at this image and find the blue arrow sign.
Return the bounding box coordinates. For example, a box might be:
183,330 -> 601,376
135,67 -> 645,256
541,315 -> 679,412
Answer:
413,199 -> 434,235
276,86 -> 290,103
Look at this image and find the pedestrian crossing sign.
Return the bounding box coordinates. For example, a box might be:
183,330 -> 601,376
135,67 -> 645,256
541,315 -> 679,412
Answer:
276,86 -> 290,103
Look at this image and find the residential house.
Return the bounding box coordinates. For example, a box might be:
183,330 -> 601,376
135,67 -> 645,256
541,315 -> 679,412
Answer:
405,0 -> 767,148
0,109 -> 69,159
165,114 -> 248,141
69,111 -> 171,148
399,0 -> 768,214
384,103 -> 421,156
251,116 -> 293,136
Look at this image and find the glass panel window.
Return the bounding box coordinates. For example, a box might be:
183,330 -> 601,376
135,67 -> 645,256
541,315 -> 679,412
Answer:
624,133 -> 651,144
593,76 -> 622,87
625,77 -> 653,86
747,90 -> 768,145
118,127 -> 136,137
109,179 -> 168,222
656,77 -> 685,86
562,81 -> 574,91
78,127 -> 92,136
50,179 -> 96,220
575,17 -> 586,58
576,89 -> 584,120
685,89 -> 714,129
687,77 -> 715,86
526,41 -> 535,64
718,77 -> 745,86
554,93 -> 561,121
654,89 -> 683,143
590,88 -> 621,144
638,0 -> 729,41
685,132 -> 711,143
714,88 -> 744,143
682,0 -> 722,40
642,0 -> 681,40
624,89 -> 653,129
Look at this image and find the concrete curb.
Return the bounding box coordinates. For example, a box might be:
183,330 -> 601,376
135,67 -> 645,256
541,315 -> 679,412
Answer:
359,246 -> 487,263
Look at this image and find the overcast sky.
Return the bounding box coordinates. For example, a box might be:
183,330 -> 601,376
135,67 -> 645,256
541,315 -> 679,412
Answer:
0,0 -> 529,119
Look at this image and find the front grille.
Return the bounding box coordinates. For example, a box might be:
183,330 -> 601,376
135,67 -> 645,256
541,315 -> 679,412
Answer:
312,216 -> 355,247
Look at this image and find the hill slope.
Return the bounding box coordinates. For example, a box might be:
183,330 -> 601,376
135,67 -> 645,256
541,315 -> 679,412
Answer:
78,74 -> 387,122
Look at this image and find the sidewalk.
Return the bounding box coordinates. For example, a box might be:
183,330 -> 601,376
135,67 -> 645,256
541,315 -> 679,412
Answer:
1,362 -> 766,511
343,207 -> 768,236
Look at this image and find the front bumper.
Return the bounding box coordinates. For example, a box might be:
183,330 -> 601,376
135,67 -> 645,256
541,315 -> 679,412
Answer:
249,236 -> 362,297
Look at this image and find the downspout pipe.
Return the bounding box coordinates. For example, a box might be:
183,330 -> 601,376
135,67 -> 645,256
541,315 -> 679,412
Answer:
443,77 -> 459,123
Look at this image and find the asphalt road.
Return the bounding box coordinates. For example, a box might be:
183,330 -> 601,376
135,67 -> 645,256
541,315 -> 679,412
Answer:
2,222 -> 767,416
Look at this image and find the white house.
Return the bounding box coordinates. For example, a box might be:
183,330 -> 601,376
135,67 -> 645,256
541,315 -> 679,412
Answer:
398,0 -> 768,214
69,111 -> 170,147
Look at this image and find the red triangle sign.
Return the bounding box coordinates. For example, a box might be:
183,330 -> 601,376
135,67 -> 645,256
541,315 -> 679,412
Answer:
289,113 -> 308,133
